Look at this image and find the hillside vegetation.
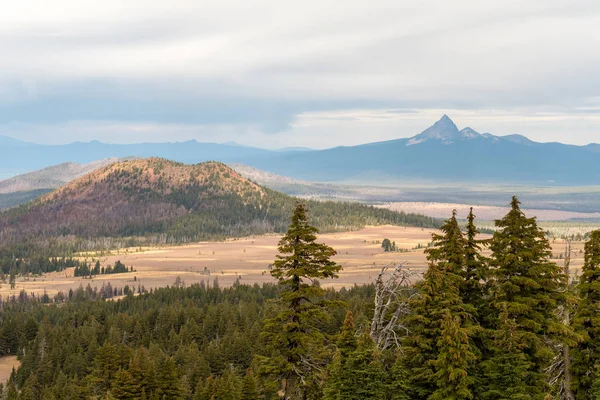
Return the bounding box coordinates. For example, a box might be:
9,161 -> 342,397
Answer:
0,158 -> 437,255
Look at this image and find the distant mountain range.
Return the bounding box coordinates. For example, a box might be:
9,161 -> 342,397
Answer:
1,115 -> 599,185
0,159 -> 118,209
244,115 -> 600,185
0,159 -> 118,194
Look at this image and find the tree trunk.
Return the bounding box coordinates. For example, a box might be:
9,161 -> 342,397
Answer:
563,240 -> 575,400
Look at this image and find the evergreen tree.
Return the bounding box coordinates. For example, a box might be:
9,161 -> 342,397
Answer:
324,312 -> 387,400
462,208 -> 489,397
487,197 -> 576,397
213,367 -> 242,400
463,207 -> 488,313
112,368 -> 142,400
425,210 -> 467,275
156,358 -> 182,399
240,369 -> 260,400
9,267 -> 15,289
89,344 -> 120,395
382,239 -> 392,252
405,211 -> 479,400
479,304 -> 533,400
389,355 -> 411,400
261,203 -> 342,400
572,230 -> 600,399
194,377 -> 216,400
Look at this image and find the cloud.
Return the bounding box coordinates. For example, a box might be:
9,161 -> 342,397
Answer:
0,0 -> 599,145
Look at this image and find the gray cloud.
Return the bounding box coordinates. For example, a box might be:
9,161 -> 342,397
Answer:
0,0 -> 599,146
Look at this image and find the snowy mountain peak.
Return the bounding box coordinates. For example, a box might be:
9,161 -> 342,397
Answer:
407,115 -> 482,145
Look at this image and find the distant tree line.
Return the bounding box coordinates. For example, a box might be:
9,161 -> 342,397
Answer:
74,260 -> 133,277
0,257 -> 82,276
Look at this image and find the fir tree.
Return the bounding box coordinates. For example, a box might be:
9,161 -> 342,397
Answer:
156,358 -> 182,399
240,369 -> 260,400
261,203 -> 342,400
405,211 -> 479,400
382,239 -> 393,252
112,368 -> 142,400
336,311 -> 358,357
194,377 -> 216,400
572,230 -> 600,399
324,313 -> 388,400
463,207 -> 488,313
487,197 -> 576,397
425,210 -> 467,275
213,367 -> 242,400
89,344 -> 120,395
479,304 -> 533,400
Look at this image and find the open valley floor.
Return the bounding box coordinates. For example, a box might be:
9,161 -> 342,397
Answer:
1,225 -> 586,299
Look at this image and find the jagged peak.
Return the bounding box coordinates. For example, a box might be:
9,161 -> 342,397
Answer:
407,115 -> 477,145
459,127 -> 482,139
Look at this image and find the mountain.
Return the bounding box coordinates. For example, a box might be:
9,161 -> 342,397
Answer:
0,159 -> 119,210
0,139 -> 277,177
0,158 -> 438,254
2,117 -> 599,185
241,116 -> 600,185
0,135 -> 36,147
0,159 -> 117,194
277,147 -> 314,152
406,114 -> 465,145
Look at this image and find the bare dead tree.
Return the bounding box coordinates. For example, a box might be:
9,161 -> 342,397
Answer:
370,263 -> 418,351
547,239 -> 576,400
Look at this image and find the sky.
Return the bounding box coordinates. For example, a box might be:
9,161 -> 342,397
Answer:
1,0 -> 599,149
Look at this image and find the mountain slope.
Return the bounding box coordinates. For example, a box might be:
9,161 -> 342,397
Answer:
0,158 -> 438,254
0,159 -> 117,194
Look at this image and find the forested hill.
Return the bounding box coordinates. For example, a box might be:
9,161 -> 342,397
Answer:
0,158 -> 437,254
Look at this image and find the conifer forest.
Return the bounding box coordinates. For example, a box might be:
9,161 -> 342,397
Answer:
0,199 -> 598,399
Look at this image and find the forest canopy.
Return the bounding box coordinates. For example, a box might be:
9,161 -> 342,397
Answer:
1,199 -> 599,399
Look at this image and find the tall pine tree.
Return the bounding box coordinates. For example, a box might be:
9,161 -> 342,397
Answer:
572,230 -> 600,399
261,203 -> 342,400
463,207 -> 489,314
405,211 -> 479,400
486,197 -> 575,398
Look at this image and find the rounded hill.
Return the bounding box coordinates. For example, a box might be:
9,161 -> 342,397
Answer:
0,158 -> 438,254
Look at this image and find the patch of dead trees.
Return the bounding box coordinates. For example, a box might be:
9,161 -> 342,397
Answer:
370,262 -> 418,351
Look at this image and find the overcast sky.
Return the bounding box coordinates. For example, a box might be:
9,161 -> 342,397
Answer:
1,0 -> 599,149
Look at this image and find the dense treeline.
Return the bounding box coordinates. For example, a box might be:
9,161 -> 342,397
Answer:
0,257 -> 82,276
6,199 -> 600,399
0,282 -> 371,399
0,159 -> 438,257
73,260 -> 133,277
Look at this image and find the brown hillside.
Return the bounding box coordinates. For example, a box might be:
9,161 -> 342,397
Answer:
43,158 -> 264,202
0,158 -> 269,244
0,158 -> 439,253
